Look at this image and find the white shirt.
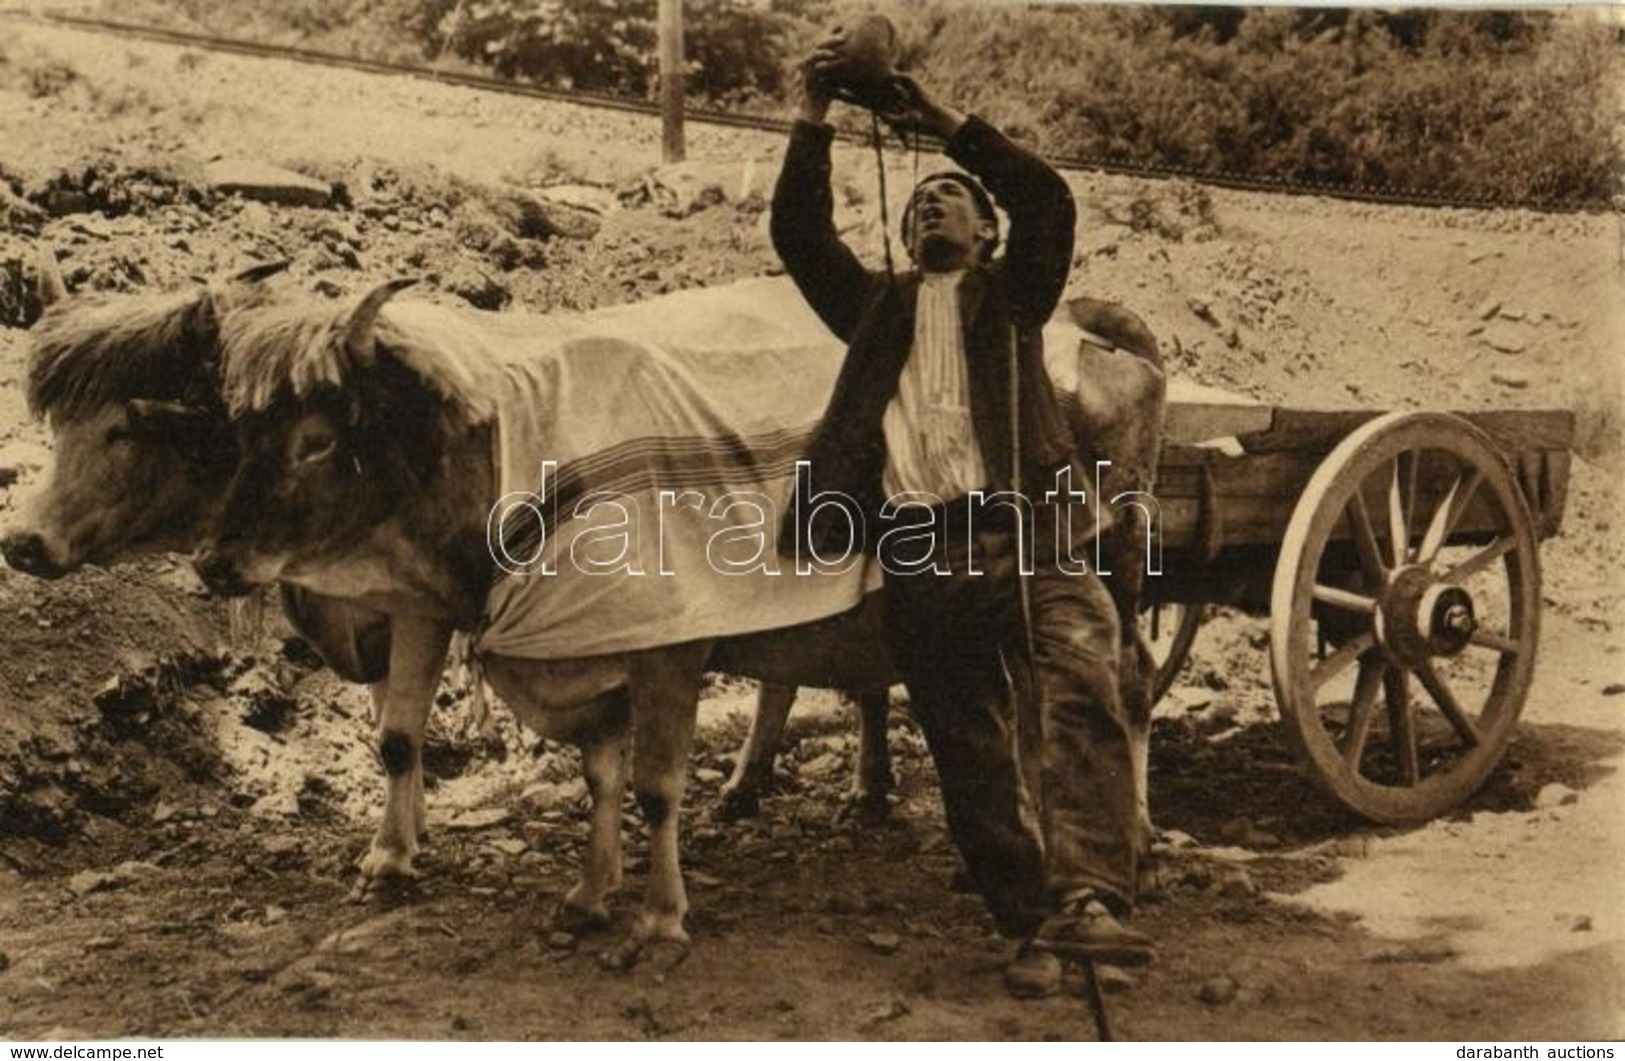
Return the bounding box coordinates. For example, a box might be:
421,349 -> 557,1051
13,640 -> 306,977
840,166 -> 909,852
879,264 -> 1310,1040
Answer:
881,270 -> 989,503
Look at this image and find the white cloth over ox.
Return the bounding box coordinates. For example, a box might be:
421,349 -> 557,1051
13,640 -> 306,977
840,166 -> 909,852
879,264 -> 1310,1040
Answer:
373,277 -> 1133,662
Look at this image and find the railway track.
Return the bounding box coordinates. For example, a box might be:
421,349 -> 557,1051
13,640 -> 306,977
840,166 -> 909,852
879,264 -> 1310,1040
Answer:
2,7 -> 1614,214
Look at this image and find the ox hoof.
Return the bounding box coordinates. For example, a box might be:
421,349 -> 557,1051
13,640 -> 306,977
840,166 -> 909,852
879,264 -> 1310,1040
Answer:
711,786 -> 760,822
347,868 -> 420,904
598,936 -> 690,974
833,789 -> 892,828
351,844 -> 420,901
554,898 -> 613,935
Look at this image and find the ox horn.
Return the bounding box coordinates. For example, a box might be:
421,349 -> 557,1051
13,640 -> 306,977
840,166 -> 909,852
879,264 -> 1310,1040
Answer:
343,277 -> 417,366
230,259 -> 290,285
35,246 -> 69,309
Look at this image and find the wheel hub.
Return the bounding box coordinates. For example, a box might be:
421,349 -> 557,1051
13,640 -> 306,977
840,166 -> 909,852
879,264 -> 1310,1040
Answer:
1376,566 -> 1476,665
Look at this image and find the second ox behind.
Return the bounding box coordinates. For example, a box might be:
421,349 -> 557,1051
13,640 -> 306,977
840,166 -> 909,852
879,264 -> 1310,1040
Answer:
191,276 -> 1165,961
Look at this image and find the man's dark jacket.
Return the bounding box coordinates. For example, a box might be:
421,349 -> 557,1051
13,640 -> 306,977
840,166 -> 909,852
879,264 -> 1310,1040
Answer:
771,115 -> 1099,557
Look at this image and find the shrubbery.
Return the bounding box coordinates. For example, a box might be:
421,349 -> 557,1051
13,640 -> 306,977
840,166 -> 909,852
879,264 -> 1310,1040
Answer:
416,0 -> 798,104
88,0 -> 1623,207
885,4 -> 1621,205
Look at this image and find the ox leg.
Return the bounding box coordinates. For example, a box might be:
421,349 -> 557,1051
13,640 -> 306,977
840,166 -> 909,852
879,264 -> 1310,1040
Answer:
1125,631 -> 1156,857
715,682 -> 796,821
837,690 -> 894,826
355,617 -> 452,894
560,719 -> 629,933
614,642 -> 710,964
367,679 -> 426,844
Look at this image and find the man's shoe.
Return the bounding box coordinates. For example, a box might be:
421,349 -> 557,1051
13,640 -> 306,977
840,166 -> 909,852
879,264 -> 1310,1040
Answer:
1003,942 -> 1063,999
1032,892 -> 1154,967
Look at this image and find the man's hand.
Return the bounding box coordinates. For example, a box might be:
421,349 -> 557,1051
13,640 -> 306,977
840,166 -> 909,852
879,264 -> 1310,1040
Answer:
873,74 -> 967,142
797,34 -> 845,124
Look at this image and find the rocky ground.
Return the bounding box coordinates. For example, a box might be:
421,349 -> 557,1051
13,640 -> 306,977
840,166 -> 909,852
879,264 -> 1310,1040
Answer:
0,16 -> 1621,1041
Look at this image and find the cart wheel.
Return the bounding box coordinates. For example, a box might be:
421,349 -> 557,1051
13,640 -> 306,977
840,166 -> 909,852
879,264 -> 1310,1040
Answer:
1269,412 -> 1540,823
1141,602 -> 1204,704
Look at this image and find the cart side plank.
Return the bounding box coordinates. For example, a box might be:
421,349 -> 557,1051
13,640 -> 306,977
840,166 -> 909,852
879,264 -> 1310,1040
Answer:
1146,404 -> 1573,571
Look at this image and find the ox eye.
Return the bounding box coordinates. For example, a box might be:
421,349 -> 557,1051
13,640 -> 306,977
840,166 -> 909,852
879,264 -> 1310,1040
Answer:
104,425 -> 132,445
295,430 -> 337,465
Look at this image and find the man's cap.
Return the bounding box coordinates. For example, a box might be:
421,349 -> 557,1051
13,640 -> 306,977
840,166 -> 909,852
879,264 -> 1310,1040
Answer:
901,170 -> 1000,261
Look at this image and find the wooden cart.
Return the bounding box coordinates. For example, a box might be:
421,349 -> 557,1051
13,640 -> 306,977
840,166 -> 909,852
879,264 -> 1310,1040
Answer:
1139,384 -> 1573,824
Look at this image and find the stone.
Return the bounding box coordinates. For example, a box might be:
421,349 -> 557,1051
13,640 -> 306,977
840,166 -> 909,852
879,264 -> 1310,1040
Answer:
1600,683 -> 1624,697
447,807 -> 511,831
801,752 -> 843,778
1187,296 -> 1218,325
521,779 -> 587,810
857,997 -> 910,1028
67,870 -> 120,897
693,767 -> 725,784
0,186 -> 47,233
264,905 -> 289,925
538,184 -> 619,216
492,190 -> 601,240
1474,298 -> 1501,320
1197,974 -> 1239,1005
204,159 -> 333,208
546,932 -> 577,951
1534,782 -> 1579,809
251,793 -> 300,819
440,262 -> 510,310
1480,324 -> 1526,354
865,931 -> 902,955
1094,965 -> 1137,994
1491,370 -> 1530,390
114,861 -> 161,883
490,838 -> 528,857
1572,915 -> 1593,932
1219,869 -> 1258,898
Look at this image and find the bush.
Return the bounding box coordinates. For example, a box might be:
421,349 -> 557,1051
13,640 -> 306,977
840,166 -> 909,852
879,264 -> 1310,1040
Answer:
436,0 -> 797,104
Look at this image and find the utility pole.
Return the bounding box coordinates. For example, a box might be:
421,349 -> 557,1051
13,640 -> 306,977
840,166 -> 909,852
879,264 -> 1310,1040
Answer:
658,0 -> 685,162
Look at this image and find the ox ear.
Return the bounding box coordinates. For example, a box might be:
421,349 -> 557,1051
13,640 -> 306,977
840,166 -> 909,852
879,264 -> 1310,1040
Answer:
343,277 -> 417,368
126,399 -> 212,439
230,259 -> 290,286
35,246 -> 69,309
126,399 -> 222,467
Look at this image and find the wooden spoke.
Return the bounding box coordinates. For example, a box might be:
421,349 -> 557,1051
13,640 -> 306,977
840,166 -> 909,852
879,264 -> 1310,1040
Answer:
1346,490 -> 1387,579
1415,660 -> 1482,748
1341,659 -> 1384,769
1419,468 -> 1484,563
1387,459 -> 1409,567
1308,631 -> 1378,695
1467,627 -> 1523,656
1383,667 -> 1421,785
1311,584 -> 1377,614
1270,412 -> 1539,824
1404,449 -> 1421,554
1441,535 -> 1518,584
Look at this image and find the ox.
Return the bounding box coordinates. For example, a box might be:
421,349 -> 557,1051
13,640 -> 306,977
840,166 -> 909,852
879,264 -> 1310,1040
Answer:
0,254 -> 890,882
192,280 -> 1165,960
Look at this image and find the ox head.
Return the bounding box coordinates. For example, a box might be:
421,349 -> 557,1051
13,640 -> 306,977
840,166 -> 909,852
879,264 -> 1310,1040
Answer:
195,279 -> 462,596
1,251 -> 287,578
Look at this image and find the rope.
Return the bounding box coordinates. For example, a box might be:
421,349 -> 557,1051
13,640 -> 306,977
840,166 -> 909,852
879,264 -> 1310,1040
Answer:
871,111 -> 896,286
